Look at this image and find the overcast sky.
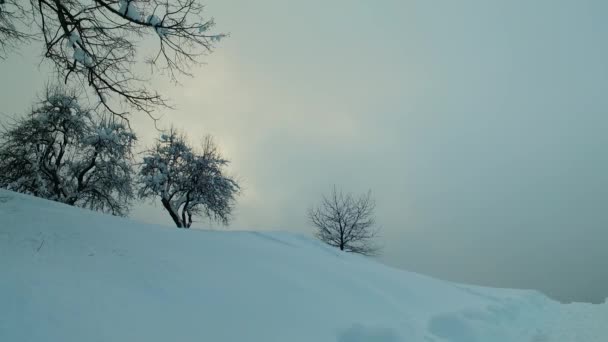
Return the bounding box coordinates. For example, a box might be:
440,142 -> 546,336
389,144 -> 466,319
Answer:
1,0 -> 607,303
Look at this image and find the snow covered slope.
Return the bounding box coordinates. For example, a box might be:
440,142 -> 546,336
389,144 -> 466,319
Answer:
1,190 -> 606,342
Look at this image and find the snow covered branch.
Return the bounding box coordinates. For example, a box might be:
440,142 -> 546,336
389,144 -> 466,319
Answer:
0,0 -> 224,117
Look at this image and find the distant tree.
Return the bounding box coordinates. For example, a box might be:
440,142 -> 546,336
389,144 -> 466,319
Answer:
138,129 -> 239,228
0,86 -> 136,216
0,0 -> 224,117
308,186 -> 380,256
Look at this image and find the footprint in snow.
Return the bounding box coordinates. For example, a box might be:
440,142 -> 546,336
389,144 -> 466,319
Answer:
337,323 -> 404,342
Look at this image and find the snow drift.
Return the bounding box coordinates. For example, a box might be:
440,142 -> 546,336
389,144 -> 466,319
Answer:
0,190 -> 606,341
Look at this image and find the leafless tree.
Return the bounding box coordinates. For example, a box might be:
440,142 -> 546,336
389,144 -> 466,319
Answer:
0,0 -> 32,58
0,86 -> 136,216
138,128 -> 239,228
0,0 -> 224,118
308,186 -> 380,256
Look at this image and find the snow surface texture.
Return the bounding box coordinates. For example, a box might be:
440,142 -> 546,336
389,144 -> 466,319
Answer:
0,190 -> 606,342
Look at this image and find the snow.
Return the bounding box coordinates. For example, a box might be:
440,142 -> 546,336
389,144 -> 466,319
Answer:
0,189 -> 607,342
67,31 -> 93,66
67,32 -> 81,47
210,34 -> 224,43
73,47 -> 93,66
198,22 -> 212,33
147,14 -> 161,26
118,0 -> 143,21
146,14 -> 168,37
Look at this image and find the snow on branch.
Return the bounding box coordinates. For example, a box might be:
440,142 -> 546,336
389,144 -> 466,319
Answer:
1,0 -> 225,118
0,86 -> 137,216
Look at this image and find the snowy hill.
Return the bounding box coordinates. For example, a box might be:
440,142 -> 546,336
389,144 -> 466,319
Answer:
1,190 -> 606,342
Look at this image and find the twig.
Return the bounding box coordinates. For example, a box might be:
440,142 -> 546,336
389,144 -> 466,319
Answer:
36,239 -> 45,252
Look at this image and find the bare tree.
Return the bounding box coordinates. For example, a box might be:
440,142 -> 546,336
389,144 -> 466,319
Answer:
308,186 -> 380,256
0,0 -> 32,58
138,128 -> 239,228
0,0 -> 224,118
0,86 -> 136,216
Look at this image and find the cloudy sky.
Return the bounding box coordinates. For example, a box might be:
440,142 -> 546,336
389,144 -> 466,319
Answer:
1,0 -> 607,303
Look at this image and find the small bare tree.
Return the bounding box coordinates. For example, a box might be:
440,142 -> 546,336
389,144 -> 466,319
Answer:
138,128 -> 239,228
0,0 -> 224,118
308,186 -> 380,256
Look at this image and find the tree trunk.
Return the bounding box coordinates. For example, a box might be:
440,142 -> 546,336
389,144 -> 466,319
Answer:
161,198 -> 183,228
181,194 -> 191,228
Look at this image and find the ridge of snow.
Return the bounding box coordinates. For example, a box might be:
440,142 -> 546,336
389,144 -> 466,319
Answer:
0,189 -> 606,342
